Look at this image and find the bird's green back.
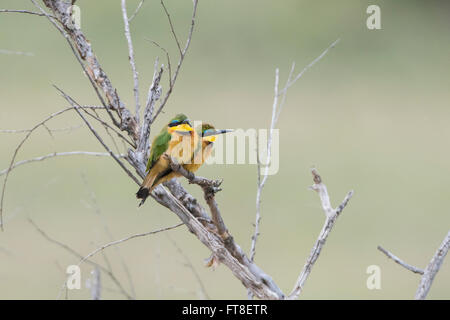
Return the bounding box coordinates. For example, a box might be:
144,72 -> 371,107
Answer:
146,113 -> 190,172
146,127 -> 171,172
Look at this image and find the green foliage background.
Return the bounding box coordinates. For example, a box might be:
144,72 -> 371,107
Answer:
0,0 -> 449,299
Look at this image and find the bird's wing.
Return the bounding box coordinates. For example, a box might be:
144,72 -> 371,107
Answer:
146,129 -> 171,172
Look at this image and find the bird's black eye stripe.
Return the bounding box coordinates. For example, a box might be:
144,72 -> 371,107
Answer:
168,119 -> 191,127
168,120 -> 181,127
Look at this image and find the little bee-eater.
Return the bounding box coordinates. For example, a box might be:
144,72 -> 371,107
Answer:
154,123 -> 232,184
136,114 -> 195,205
185,123 -> 231,172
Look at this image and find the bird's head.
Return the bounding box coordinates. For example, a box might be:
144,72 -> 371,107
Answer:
201,123 -> 233,144
167,114 -> 193,136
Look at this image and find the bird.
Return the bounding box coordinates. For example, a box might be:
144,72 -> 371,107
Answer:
151,123 -> 232,186
185,123 -> 230,172
136,114 -> 196,205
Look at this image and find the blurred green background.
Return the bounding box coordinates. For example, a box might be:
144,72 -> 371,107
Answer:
1,0 -> 449,299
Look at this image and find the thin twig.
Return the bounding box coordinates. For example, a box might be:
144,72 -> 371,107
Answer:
83,109 -> 136,148
250,68 -> 279,265
167,234 -> 210,300
28,218 -> 133,300
377,246 -> 424,275
81,174 -> 136,299
79,223 -> 184,266
0,151 -> 125,176
121,0 -> 141,123
0,49 -> 34,56
0,104 -> 104,230
0,9 -> 56,18
145,38 -> 172,87
128,0 -> 144,22
250,39 -> 340,267
160,0 -> 182,55
53,86 -> 141,185
0,124 -> 82,134
281,38 -> 340,95
151,0 -> 198,123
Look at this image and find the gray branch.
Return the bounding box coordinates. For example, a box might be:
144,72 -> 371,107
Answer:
415,231 -> 450,299
0,151 -> 125,176
41,0 -> 138,140
288,168 -> 353,299
378,231 -> 449,299
377,246 -> 424,275
121,0 -> 141,123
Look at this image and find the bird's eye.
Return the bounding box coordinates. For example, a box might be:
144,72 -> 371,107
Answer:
182,119 -> 192,127
203,129 -> 213,136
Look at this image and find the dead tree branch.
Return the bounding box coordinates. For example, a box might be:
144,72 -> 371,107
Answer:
288,168 -> 353,299
378,231 -> 450,299
151,0 -> 198,122
248,40 -> 340,299
79,223 -> 184,266
121,0 -> 141,123
0,8 -> 56,18
415,231 -> 450,299
167,234 -> 210,300
0,151 -> 125,176
250,39 -> 340,265
377,246 -> 424,275
40,0 -> 138,139
28,218 -> 133,300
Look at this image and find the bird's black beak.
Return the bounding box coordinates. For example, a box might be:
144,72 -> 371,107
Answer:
202,129 -> 233,137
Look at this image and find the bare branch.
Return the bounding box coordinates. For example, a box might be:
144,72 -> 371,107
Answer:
145,38 -> 172,87
28,218 -> 133,300
30,0 -> 115,125
378,231 -> 449,299
275,39 -> 340,123
160,0 -> 183,56
165,156 -> 285,299
81,174 -> 136,298
0,49 -> 34,56
250,40 -> 340,271
0,104 -> 104,230
415,231 -> 450,299
134,59 -> 163,163
377,246 -> 424,275
78,223 -> 184,268
121,0 -> 141,123
0,151 -> 125,176
0,124 -> 82,134
288,169 -> 353,299
0,8 -> 55,18
250,68 -> 279,267
167,234 -> 210,300
39,0 -> 139,139
281,39 -> 340,95
53,86 -> 141,185
82,109 -> 136,148
128,0 -> 144,22
151,0 -> 198,123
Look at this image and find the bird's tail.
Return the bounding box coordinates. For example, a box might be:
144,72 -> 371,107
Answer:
136,171 -> 158,206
